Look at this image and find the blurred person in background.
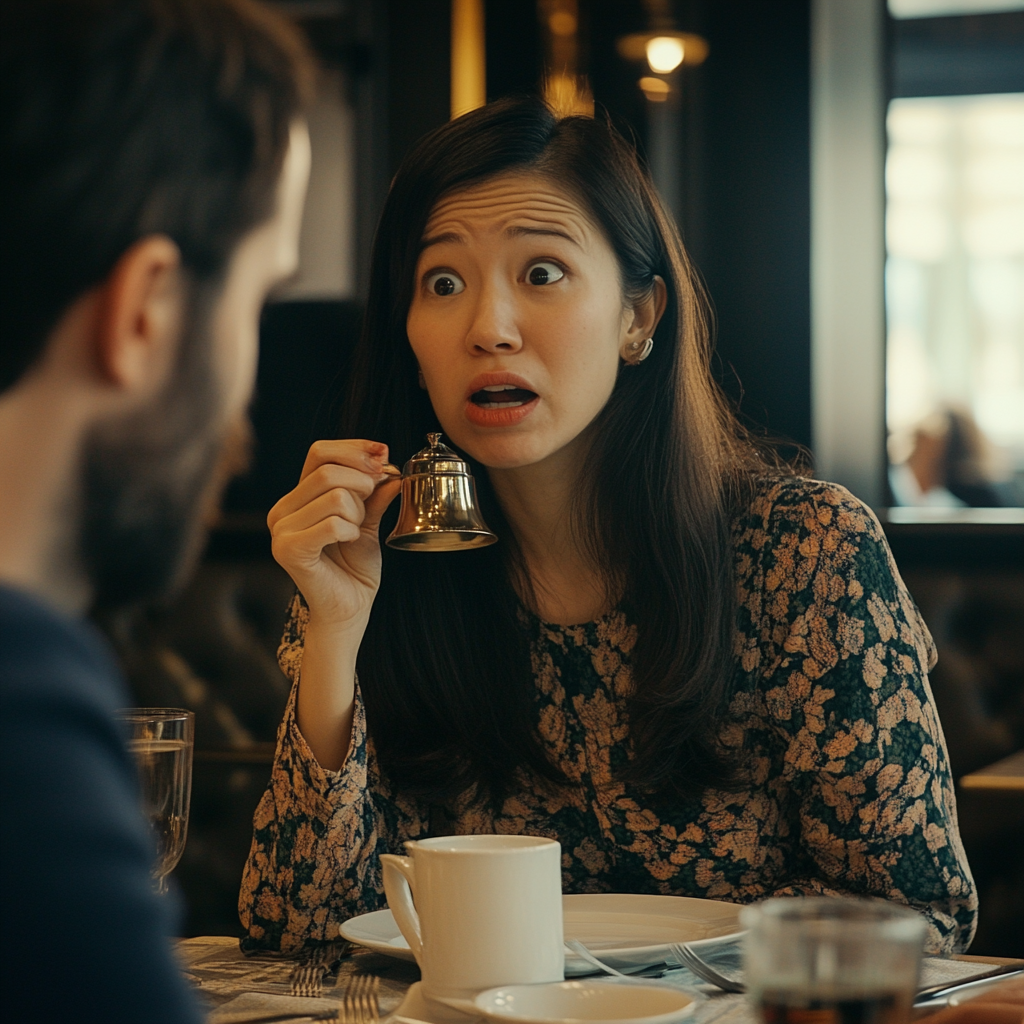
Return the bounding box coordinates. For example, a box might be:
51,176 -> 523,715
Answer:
0,1 -> 312,1020
889,407 -> 1018,508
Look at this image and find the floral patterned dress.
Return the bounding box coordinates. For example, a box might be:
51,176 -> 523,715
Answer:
239,479 -> 977,955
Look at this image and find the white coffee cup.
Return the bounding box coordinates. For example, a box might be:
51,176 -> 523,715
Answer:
380,834 -> 564,1004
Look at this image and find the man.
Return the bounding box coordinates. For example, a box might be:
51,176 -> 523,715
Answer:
0,1 -> 312,1019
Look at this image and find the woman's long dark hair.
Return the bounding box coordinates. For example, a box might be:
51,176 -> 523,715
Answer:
343,97 -> 777,807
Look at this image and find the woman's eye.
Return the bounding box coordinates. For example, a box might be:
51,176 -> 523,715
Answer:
526,261 -> 565,286
424,270 -> 465,296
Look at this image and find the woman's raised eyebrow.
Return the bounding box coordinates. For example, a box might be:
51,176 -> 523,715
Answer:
505,225 -> 581,246
419,225 -> 581,252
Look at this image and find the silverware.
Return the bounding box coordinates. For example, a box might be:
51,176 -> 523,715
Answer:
629,962 -> 671,978
287,942 -> 356,999
288,961 -> 325,998
667,939 -> 1022,1006
220,971 -> 379,1024
668,943 -> 745,993
285,958 -> 307,996
218,1011 -> 341,1024
564,938 -> 631,978
342,972 -> 380,1024
913,966 -> 1024,1006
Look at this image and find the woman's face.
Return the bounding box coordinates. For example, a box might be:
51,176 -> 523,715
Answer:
406,172 -> 657,470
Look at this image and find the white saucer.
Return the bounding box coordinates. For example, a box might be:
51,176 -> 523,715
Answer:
341,893 -> 743,976
388,981 -> 483,1024
474,980 -> 699,1024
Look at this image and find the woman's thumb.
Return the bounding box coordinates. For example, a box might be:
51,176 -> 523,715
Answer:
362,477 -> 403,534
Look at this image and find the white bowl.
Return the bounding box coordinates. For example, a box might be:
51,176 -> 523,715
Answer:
473,980 -> 699,1024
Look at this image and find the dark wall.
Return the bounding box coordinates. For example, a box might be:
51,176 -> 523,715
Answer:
697,1 -> 811,453
387,0 -> 451,176
344,0 -> 453,295
589,0 -> 812,452
224,302 -> 363,516
486,0 -> 543,100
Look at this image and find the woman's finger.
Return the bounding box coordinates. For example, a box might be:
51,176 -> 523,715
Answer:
271,515 -> 362,570
268,462 -> 381,527
299,439 -> 389,482
272,486 -> 366,540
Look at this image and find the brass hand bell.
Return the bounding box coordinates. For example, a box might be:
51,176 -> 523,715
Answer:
386,433 -> 498,551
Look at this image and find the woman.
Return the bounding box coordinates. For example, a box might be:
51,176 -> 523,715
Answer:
240,99 -> 976,955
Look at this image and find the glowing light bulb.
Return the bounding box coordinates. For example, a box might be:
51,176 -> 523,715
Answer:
639,76 -> 670,101
646,36 -> 684,74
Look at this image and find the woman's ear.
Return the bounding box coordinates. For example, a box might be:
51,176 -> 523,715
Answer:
620,275 -> 668,361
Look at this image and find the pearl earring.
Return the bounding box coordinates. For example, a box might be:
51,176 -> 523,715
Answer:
624,337 -> 654,365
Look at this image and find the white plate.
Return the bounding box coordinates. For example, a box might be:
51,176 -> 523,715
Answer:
474,980 -> 698,1024
341,893 -> 743,976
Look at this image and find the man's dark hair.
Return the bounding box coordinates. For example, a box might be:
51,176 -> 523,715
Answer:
0,0 -> 314,393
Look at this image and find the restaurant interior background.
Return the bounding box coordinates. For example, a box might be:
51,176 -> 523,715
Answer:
92,0 -> 1024,953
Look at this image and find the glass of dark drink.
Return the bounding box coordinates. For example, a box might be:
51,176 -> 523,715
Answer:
740,897 -> 927,1024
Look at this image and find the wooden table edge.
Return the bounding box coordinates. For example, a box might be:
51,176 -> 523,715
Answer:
952,954 -> 1024,967
958,777 -> 1024,791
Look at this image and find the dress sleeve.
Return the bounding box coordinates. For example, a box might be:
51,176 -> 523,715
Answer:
239,592 -> 430,954
732,481 -> 978,954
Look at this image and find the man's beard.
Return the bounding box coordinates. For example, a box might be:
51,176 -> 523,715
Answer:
78,286 -> 251,610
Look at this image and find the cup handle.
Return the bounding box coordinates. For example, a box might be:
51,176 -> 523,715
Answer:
380,854 -> 422,960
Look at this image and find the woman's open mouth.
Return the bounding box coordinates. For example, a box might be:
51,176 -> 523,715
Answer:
469,384 -> 538,409
464,380 -> 540,427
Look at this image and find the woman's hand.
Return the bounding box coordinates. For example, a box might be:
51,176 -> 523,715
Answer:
268,439 -> 402,632
268,440 -> 402,771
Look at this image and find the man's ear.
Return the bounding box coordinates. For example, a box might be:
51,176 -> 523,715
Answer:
621,275 -> 668,353
93,235 -> 183,394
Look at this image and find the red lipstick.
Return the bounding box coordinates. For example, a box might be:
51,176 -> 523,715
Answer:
464,371 -> 540,428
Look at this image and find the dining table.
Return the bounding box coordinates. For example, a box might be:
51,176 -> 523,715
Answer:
177,934 -> 1024,1024
959,749 -> 1024,793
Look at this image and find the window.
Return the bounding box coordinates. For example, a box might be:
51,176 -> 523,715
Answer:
886,94 -> 1024,507
884,2 -> 1024,507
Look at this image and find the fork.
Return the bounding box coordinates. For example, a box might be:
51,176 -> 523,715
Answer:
223,974 -> 380,1024
564,938 -> 631,978
288,961 -> 325,999
342,972 -> 380,1024
220,1010 -> 342,1024
289,942 -> 353,999
668,943 -> 745,994
668,942 -> 1024,1002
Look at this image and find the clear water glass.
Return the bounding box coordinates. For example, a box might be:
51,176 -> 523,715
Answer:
741,897 -> 927,1024
115,707 -> 194,894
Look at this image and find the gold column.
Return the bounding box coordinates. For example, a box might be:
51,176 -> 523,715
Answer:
451,0 -> 486,119
538,0 -> 593,117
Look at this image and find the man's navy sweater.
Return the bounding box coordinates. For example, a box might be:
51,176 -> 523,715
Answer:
0,584 -> 204,1023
